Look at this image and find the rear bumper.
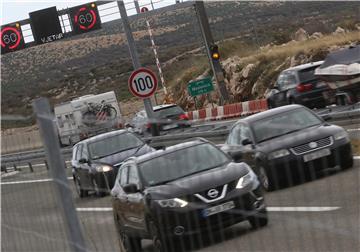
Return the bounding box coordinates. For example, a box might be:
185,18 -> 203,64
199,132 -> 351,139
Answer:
294,88 -> 329,107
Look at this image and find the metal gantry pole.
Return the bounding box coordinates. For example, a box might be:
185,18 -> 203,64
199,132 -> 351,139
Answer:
134,0 -> 141,14
117,1 -> 159,136
194,1 -> 230,104
33,98 -> 87,252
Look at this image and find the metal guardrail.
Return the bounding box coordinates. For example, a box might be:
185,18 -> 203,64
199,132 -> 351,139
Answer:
2,107 -> 360,167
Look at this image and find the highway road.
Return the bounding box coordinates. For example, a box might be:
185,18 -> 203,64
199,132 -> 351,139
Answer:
1,158 -> 359,252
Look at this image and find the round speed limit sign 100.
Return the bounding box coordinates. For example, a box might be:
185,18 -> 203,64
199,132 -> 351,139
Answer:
128,68 -> 158,98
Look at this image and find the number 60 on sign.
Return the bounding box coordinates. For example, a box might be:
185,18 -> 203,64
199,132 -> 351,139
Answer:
128,68 -> 158,98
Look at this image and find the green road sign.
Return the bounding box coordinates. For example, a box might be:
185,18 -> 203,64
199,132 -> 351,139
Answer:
187,77 -> 214,97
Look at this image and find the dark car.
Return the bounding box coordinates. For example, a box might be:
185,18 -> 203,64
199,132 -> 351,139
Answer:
71,130 -> 154,197
222,105 -> 353,191
111,139 -> 267,252
131,104 -> 190,135
267,61 -> 331,108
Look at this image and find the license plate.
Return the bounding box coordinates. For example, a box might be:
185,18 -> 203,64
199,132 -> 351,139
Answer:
303,148 -> 331,162
202,201 -> 235,218
163,124 -> 178,130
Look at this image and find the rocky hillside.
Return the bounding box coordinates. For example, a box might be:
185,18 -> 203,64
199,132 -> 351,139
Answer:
1,1 -> 360,128
175,30 -> 360,110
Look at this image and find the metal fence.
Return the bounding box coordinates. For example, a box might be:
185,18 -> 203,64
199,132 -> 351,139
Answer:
1,97 -> 360,252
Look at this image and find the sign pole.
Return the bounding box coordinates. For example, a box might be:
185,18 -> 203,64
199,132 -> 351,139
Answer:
194,1 -> 229,105
117,1 -> 159,136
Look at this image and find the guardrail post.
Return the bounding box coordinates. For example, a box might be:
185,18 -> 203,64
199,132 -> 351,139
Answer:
1,164 -> 7,173
44,160 -> 49,170
33,98 -> 86,252
13,163 -> 17,171
28,162 -> 34,172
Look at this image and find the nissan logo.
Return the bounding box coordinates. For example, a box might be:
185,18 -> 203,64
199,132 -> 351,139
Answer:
207,189 -> 219,198
309,142 -> 318,149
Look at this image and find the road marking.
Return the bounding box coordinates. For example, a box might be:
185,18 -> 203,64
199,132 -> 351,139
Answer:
76,206 -> 340,212
267,206 -> 340,212
0,171 -> 19,178
0,177 -> 73,185
77,207 -> 113,212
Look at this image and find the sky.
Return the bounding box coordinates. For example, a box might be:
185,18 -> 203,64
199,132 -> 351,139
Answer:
1,0 -> 176,25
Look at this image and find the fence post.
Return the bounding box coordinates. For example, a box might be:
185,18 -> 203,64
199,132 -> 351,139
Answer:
1,164 -> 7,173
33,98 -> 87,252
28,162 -> 34,172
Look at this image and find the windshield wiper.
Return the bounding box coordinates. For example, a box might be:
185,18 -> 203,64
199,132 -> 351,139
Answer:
92,145 -> 143,159
152,162 -> 227,186
258,128 -> 304,143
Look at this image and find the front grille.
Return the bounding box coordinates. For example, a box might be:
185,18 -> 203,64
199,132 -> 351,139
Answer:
194,184 -> 228,203
291,136 -> 333,155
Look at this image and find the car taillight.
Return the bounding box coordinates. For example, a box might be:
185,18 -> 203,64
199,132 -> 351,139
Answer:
146,123 -> 151,129
296,83 -> 313,93
179,114 -> 189,120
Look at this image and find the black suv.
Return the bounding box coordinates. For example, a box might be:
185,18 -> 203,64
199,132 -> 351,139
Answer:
111,139 -> 267,252
267,61 -> 330,108
71,130 -> 153,197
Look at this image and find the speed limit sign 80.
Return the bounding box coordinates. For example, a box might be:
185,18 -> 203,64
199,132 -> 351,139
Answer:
128,68 -> 158,98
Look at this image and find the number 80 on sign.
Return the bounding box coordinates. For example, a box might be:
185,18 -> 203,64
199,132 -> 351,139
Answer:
128,68 -> 158,98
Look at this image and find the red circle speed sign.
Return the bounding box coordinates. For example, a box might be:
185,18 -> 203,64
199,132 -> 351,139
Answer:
128,68 -> 158,98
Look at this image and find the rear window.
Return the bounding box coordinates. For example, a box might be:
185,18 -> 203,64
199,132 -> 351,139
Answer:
298,66 -> 319,83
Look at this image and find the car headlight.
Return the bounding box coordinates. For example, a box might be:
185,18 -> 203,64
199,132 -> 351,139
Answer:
268,149 -> 290,160
155,198 -> 188,208
95,165 -> 113,172
236,167 -> 259,190
334,131 -> 349,141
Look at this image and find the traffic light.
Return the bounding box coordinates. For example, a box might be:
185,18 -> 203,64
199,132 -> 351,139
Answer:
209,44 -> 220,60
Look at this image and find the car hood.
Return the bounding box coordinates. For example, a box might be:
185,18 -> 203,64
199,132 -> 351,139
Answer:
144,162 -> 249,199
94,144 -> 153,166
257,123 -> 343,153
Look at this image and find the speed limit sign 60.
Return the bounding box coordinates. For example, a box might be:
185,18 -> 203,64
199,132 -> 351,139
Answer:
128,68 -> 158,98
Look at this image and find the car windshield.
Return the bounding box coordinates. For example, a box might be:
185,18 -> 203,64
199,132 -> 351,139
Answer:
88,132 -> 144,159
138,143 -> 230,186
155,105 -> 184,118
252,108 -> 322,143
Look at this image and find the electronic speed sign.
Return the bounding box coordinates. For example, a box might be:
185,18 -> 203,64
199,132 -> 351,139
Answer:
69,3 -> 101,34
1,23 -> 25,54
128,68 -> 158,98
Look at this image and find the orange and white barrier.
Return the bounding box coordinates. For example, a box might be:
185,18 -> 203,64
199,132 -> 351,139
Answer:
186,99 -> 268,122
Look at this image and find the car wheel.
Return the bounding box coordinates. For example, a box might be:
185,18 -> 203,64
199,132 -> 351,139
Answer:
74,176 -> 88,198
92,178 -> 106,197
289,97 -> 296,105
258,166 -> 274,191
248,208 -> 268,229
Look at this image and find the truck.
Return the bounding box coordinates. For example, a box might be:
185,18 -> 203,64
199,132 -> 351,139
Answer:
54,91 -> 124,146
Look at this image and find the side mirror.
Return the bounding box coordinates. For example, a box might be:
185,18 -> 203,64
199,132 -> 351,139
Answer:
228,150 -> 243,161
242,138 -> 253,146
79,158 -> 88,164
321,114 -> 332,121
123,183 -> 139,194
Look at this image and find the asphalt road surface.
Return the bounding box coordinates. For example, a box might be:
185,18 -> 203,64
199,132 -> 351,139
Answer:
1,158 -> 359,252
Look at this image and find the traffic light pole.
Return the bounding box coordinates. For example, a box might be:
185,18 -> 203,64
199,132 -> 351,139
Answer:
194,1 -> 230,104
118,1 -> 159,136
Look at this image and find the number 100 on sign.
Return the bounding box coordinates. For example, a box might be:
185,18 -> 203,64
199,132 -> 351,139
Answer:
128,68 -> 158,98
